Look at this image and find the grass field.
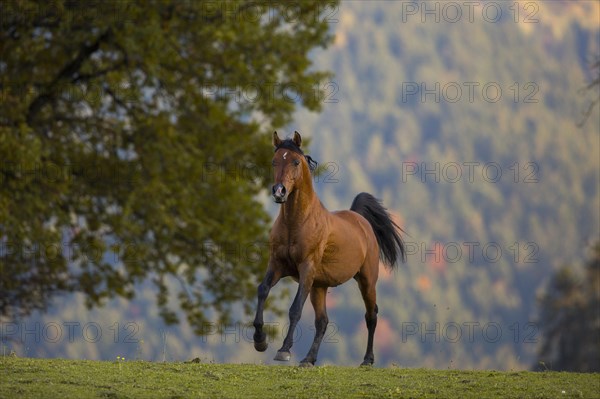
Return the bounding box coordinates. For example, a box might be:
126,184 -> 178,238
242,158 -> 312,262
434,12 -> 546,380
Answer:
1,357 -> 598,398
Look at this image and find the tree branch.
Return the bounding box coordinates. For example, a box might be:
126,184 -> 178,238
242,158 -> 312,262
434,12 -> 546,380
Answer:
26,29 -> 113,126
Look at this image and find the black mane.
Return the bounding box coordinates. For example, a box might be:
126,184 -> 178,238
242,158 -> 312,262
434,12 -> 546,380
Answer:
275,139 -> 318,172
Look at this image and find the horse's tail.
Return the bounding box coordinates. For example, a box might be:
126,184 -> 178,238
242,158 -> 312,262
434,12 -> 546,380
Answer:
350,192 -> 406,269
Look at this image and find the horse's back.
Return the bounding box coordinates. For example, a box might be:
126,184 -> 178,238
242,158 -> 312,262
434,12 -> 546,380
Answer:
332,210 -> 379,254
331,210 -> 373,239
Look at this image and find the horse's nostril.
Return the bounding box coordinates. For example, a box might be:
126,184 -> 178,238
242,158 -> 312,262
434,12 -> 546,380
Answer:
272,184 -> 286,198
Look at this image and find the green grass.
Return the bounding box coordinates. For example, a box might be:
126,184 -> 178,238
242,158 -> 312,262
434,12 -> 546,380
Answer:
1,357 -> 598,398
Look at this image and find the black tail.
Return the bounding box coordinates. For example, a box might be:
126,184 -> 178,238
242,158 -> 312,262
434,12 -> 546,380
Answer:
350,192 -> 406,268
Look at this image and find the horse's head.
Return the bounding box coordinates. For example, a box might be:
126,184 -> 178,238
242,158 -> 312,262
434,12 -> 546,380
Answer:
271,131 -> 317,203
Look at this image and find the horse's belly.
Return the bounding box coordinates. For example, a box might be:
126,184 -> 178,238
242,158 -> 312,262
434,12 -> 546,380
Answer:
315,242 -> 365,286
314,265 -> 357,287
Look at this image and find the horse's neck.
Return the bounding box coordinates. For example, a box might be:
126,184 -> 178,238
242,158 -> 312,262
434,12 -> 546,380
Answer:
280,181 -> 322,227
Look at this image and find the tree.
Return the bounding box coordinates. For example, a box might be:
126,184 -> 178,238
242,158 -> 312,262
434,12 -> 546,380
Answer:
0,0 -> 336,331
535,243 -> 600,372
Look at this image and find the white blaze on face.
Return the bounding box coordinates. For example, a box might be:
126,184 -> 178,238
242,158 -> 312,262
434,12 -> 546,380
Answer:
283,152 -> 288,160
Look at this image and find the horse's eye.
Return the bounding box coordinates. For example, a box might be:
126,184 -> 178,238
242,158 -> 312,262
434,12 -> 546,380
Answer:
272,160 -> 277,167
293,159 -> 300,167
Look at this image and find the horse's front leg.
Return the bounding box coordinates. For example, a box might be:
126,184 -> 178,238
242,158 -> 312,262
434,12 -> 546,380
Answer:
274,263 -> 314,361
253,268 -> 281,352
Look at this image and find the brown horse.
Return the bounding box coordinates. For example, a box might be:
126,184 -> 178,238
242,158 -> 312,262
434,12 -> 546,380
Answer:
253,131 -> 405,366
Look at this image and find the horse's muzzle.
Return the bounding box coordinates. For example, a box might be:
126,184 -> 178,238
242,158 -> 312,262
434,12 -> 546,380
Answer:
272,183 -> 287,203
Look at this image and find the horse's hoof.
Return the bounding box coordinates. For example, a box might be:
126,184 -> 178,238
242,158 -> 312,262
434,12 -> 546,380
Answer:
299,361 -> 314,368
274,351 -> 291,362
360,361 -> 373,367
254,340 -> 268,352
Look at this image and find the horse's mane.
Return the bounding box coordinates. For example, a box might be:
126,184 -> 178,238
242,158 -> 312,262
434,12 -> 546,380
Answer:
275,139 -> 318,172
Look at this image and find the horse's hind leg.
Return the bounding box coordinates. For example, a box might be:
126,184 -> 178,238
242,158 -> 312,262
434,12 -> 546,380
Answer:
300,286 -> 329,367
356,271 -> 378,366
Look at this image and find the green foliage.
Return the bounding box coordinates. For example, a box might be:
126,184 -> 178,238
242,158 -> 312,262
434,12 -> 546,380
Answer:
1,357 -> 599,399
0,1 -> 336,329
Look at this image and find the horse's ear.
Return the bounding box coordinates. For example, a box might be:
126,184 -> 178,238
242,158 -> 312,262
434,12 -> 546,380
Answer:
273,131 -> 282,148
293,131 -> 302,148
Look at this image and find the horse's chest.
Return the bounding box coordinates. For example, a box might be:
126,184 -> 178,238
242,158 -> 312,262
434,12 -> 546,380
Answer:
274,239 -> 306,264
